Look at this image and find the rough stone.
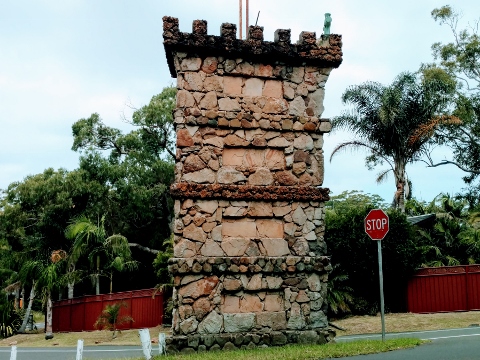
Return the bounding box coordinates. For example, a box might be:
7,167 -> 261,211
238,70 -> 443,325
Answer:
221,237 -> 251,256
193,297 -> 212,320
183,223 -> 207,242
174,239 -> 197,258
179,276 -> 219,299
197,311 -> 223,334
287,303 -> 305,329
200,240 -> 224,256
275,171 -> 298,186
199,91 -> 217,110
177,129 -> 194,147
248,168 -> 274,186
260,238 -> 290,256
218,98 -> 241,111
289,96 -> 306,116
217,168 -> 246,184
182,168 -> 216,184
180,317 -> 199,334
247,202 -> 273,217
181,57 -> 202,71
292,206 -> 307,226
294,134 -> 314,150
201,57 -> 218,74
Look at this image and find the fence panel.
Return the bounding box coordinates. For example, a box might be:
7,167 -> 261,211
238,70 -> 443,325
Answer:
52,289 -> 163,332
407,266 -> 478,313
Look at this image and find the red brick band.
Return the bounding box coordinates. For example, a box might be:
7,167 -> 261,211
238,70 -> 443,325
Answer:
170,183 -> 330,201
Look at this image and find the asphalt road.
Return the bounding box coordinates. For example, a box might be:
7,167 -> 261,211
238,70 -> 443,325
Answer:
0,345 -> 148,360
337,327 -> 480,360
2,327 -> 480,360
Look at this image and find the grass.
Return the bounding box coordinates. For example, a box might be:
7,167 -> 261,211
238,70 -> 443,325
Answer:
86,338 -> 424,360
332,311 -> 480,336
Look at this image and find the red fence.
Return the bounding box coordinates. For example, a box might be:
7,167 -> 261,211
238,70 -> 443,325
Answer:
52,288 -> 164,332
407,265 -> 480,313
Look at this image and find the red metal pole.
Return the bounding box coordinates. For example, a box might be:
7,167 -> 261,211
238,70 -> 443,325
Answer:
246,0 -> 249,37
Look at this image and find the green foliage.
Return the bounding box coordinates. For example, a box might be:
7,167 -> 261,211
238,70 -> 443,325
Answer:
325,192 -> 422,314
326,265 -> 354,316
331,72 -> 456,212
0,294 -> 22,338
65,215 -> 136,294
94,301 -> 133,338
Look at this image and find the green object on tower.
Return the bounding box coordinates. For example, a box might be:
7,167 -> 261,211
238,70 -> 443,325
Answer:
324,13 -> 332,36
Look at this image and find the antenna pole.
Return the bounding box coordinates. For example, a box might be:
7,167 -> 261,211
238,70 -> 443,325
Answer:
239,0 -> 243,39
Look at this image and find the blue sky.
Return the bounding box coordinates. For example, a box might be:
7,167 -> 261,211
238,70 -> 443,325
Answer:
1,0 -> 478,202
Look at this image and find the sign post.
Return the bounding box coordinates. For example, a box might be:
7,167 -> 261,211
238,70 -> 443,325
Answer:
365,209 -> 389,342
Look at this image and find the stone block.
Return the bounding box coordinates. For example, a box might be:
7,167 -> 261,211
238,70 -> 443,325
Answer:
196,200 -> 218,214
256,312 -> 287,331
240,294 -> 263,312
222,295 -> 241,313
264,294 -> 284,312
244,78 -> 264,97
256,219 -> 284,238
263,80 -> 283,98
222,221 -> 257,238
224,313 -> 255,333
224,76 -> 243,95
222,148 -> 246,166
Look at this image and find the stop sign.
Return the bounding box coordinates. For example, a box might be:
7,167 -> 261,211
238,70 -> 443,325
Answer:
365,209 -> 389,240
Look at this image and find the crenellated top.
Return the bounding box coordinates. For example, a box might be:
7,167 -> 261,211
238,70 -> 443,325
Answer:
163,16 -> 343,78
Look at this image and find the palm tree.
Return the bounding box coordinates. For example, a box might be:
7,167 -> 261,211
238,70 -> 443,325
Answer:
19,254 -> 65,339
331,72 -> 458,212
65,215 -> 135,295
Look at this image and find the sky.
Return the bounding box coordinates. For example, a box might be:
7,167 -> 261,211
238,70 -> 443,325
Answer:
1,0 -> 479,203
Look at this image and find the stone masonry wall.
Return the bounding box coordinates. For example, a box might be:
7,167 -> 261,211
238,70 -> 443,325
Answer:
163,16 -> 342,353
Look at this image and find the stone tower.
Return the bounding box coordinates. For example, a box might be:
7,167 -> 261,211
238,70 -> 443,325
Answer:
163,16 -> 343,353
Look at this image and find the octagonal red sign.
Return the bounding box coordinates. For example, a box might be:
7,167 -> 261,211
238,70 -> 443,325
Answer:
365,209 -> 389,240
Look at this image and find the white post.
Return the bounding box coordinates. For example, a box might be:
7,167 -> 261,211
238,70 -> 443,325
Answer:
76,339 -> 84,360
139,328 -> 152,360
10,345 -> 17,360
159,333 -> 166,355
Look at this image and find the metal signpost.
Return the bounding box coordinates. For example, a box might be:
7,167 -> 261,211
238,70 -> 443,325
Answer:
364,209 -> 389,342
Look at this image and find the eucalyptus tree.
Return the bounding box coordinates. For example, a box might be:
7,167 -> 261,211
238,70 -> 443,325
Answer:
71,87 -> 177,287
331,72 -> 456,212
425,5 -> 480,207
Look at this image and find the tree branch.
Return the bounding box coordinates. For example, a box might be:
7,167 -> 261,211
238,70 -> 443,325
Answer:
128,243 -> 159,255
427,160 -> 480,174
